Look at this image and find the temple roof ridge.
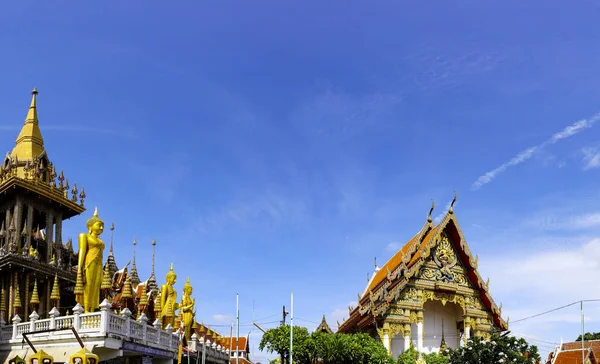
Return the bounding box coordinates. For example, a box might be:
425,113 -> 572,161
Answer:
11,88 -> 46,161
315,314 -> 333,334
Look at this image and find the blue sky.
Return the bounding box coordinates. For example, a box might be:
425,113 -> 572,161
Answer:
1,0 -> 600,361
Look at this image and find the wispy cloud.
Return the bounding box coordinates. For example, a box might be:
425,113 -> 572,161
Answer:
385,242 -> 402,252
330,301 -> 357,330
524,211 -> 600,231
581,146 -> 600,170
472,113 -> 600,190
192,190 -> 309,233
212,314 -> 234,325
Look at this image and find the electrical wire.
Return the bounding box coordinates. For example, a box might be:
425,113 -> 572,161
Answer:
511,299 -> 600,324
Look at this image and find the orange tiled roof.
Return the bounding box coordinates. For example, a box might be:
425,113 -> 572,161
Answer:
553,348 -> 595,364
364,222 -> 438,295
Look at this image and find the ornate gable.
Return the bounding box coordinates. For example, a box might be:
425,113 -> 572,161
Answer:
338,196 -> 507,337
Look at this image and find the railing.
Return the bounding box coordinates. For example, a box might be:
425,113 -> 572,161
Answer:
1,300 -> 231,362
4,300 -> 180,353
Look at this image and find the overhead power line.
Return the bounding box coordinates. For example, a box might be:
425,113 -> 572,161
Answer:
511,299 -> 600,324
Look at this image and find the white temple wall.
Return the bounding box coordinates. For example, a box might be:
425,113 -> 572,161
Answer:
422,300 -> 463,354
390,333 -> 406,358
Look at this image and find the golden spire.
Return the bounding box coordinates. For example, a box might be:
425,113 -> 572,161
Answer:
121,276 -> 133,300
130,237 -> 140,286
151,238 -> 156,276
50,273 -> 60,309
93,207 -> 98,217
101,263 -> 112,291
11,88 -> 45,161
30,279 -> 40,309
13,285 -> 22,309
139,287 -> 149,307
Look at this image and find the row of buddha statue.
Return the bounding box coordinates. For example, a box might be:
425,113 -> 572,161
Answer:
73,208 -> 196,341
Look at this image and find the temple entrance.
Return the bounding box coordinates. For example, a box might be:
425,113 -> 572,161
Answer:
422,300 -> 463,354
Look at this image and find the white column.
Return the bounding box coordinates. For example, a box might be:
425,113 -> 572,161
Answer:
403,323 -> 411,353
138,313 -> 149,342
72,303 -> 84,331
49,307 -> 60,330
12,314 -> 21,340
99,299 -> 111,335
383,333 -> 390,353
417,321 -> 423,352
28,311 -> 39,332
121,307 -> 132,337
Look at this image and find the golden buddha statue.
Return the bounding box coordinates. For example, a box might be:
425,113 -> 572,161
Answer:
76,208 -> 105,313
180,277 -> 196,341
160,263 -> 179,329
29,245 -> 37,258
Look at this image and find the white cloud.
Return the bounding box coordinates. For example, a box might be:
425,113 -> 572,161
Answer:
386,242 -> 402,252
524,212 -> 600,231
330,301 -> 357,330
472,112 -> 600,190
483,238 -> 600,298
582,147 -> 600,170
212,314 -> 234,325
476,237 -> 600,357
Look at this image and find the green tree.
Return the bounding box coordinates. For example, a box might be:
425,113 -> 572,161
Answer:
259,326 -> 393,364
259,325 -> 312,364
576,332 -> 600,341
448,333 -> 540,364
396,348 -> 448,364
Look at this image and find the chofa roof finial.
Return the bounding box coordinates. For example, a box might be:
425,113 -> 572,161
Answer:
449,191 -> 457,214
427,200 -> 435,223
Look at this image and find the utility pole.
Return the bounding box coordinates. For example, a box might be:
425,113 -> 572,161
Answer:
281,305 -> 288,326
280,305 -> 289,364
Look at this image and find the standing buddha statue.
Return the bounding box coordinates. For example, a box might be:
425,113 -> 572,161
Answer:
180,277 -> 196,342
75,208 -> 105,313
160,263 -> 179,329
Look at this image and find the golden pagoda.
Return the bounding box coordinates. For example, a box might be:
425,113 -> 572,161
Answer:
0,89 -> 85,321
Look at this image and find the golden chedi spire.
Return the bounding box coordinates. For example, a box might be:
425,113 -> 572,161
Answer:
50,274 -> 60,302
30,279 -> 40,309
101,263 -> 112,291
121,275 -> 133,300
13,285 -> 22,312
11,88 -> 46,161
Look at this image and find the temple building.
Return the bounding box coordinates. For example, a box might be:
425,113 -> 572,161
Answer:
315,315 -> 333,334
337,197 -> 508,357
0,89 -> 229,364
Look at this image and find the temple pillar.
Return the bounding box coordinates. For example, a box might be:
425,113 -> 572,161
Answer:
13,199 -> 22,248
46,280 -> 51,319
46,211 -> 54,263
24,274 -> 30,320
464,317 -> 471,344
8,274 -> 13,320
403,324 -> 411,353
417,311 -> 424,353
383,333 -> 390,353
25,203 -> 33,249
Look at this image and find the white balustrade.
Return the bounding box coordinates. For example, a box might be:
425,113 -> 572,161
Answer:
4,304 -> 180,354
